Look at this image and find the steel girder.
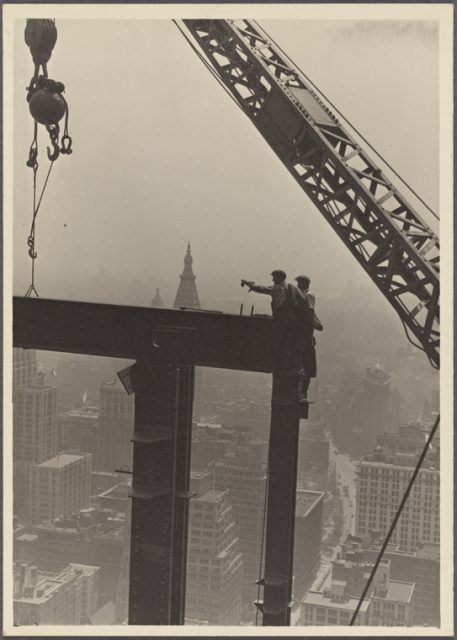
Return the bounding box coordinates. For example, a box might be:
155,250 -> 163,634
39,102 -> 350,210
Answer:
181,19 -> 440,368
127,328 -> 196,624
13,297 -> 274,371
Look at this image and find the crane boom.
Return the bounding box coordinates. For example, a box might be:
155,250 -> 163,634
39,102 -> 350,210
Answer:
181,19 -> 440,368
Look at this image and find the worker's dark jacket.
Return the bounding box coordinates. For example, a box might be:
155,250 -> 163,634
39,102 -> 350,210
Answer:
295,289 -> 318,377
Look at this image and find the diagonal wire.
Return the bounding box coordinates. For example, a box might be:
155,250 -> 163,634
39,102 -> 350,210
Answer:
349,412 -> 440,625
255,463 -> 269,625
25,160 -> 54,298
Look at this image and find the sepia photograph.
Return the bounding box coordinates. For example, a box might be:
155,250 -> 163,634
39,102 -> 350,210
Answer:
2,3 -> 453,636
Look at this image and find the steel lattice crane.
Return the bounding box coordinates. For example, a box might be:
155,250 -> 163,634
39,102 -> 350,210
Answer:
177,18 -> 441,626
180,19 -> 440,369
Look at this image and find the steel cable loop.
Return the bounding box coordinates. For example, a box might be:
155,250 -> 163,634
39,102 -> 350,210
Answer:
250,20 -> 439,223
349,412 -> 440,625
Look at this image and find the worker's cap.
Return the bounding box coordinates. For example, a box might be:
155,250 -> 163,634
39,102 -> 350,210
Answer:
271,270 -> 286,279
295,274 -> 310,282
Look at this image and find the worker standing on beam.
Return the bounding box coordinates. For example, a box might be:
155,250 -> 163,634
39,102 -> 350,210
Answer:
295,275 -> 323,400
241,270 -> 305,372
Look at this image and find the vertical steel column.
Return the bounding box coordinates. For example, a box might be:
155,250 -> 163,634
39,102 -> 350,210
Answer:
170,332 -> 196,624
128,328 -> 195,625
259,370 -> 303,625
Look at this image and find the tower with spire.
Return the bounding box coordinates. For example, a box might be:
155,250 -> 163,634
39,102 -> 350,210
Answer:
173,242 -> 201,309
151,287 -> 164,308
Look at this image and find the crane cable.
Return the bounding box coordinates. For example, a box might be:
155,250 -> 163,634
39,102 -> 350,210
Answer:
250,20 -> 440,224
400,318 -> 439,371
25,137 -> 55,298
349,412 -> 440,625
255,463 -> 270,625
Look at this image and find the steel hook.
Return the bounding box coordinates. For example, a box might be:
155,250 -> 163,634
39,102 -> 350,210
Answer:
27,236 -> 37,259
47,138 -> 60,162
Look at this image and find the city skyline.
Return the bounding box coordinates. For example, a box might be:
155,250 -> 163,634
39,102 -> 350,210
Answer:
9,244 -> 442,627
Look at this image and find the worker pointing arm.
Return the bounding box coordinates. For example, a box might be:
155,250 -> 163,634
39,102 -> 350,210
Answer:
241,270 -> 290,315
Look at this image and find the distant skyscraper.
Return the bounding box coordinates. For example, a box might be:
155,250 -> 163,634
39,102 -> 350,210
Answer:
191,422 -> 239,471
355,447 -> 439,553
58,405 -> 98,454
294,490 -> 325,601
362,365 -> 391,435
28,452 -> 91,523
173,242 -> 200,309
13,348 -> 37,388
14,384 -> 58,465
298,422 -> 330,473
186,487 -> 243,625
94,380 -> 134,472
214,443 -> 267,622
13,383 -> 58,517
173,242 -> 203,419
151,287 -> 164,308
334,365 -> 392,453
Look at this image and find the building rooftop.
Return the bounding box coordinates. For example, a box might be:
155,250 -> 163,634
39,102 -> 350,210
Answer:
360,448 -> 439,470
190,470 -> 212,480
20,383 -> 55,391
16,533 -> 38,542
296,490 -> 326,517
62,406 -> 98,419
89,601 -> 116,625
193,489 -> 227,504
377,580 -> 415,604
364,365 -> 391,385
343,534 -> 440,563
37,452 -> 89,468
14,564 -> 99,604
303,590 -> 370,612
415,542 -> 440,561
194,422 -> 223,430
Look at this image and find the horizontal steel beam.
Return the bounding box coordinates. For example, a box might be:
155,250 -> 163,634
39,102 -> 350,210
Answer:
13,297 -> 275,372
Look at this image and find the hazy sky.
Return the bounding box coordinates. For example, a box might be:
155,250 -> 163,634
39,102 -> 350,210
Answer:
11,17 -> 439,307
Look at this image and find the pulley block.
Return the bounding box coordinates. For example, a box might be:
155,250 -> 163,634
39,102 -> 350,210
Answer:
28,77 -> 66,125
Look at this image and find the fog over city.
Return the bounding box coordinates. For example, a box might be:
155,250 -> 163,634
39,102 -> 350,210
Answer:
12,19 -> 438,306
8,11 -> 447,632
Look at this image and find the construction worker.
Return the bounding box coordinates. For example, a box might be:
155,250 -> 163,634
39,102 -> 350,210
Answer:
241,270 -> 304,371
294,275 -> 322,399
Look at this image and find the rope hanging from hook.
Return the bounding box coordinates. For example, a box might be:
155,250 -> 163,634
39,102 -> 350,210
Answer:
24,19 -> 73,297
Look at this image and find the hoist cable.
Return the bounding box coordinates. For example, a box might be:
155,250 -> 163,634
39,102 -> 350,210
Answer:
25,159 -> 54,298
349,412 -> 440,625
250,20 -> 439,223
255,463 -> 269,626
400,318 -> 439,371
